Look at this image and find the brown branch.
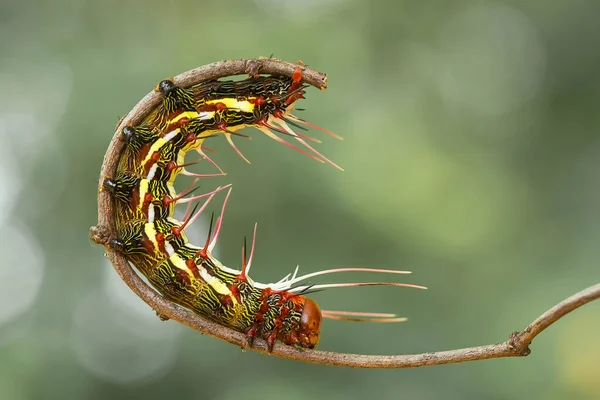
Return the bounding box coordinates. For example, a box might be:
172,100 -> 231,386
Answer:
90,58 -> 600,368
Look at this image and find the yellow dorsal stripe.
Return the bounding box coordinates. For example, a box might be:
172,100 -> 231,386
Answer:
171,111 -> 199,124
140,111 -> 196,166
142,137 -> 167,165
169,252 -> 238,305
170,252 -> 191,275
206,98 -> 255,113
138,179 -> 149,215
143,223 -> 158,250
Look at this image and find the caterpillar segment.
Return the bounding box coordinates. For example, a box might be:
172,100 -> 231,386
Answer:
104,66 -> 425,351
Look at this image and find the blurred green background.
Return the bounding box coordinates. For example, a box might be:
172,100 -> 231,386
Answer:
1,0 -> 599,399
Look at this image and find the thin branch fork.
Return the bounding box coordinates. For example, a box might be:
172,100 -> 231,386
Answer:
90,58 -> 600,368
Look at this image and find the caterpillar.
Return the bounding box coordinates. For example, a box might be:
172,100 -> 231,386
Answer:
100,60 -> 425,352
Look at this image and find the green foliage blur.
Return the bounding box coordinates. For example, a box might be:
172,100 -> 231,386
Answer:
1,0 -> 599,399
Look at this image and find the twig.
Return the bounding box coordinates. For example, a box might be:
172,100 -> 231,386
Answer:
90,58 -> 600,368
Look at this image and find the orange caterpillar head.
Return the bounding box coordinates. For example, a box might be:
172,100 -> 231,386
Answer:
297,298 -> 322,348
281,297 -> 322,349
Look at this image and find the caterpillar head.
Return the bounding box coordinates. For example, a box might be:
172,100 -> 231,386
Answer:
288,297 -> 322,349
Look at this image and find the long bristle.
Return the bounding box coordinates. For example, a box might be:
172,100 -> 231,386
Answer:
208,186 -> 233,252
322,311 -> 397,318
166,177 -> 200,205
245,223 -> 258,276
286,114 -> 343,141
288,282 -> 428,293
181,199 -> 194,222
197,212 -> 215,259
255,125 -> 325,164
240,235 -> 249,279
224,132 -> 252,164
194,147 -> 227,176
279,114 -> 308,132
181,169 -> 226,178
177,184 -> 232,204
293,132 -> 321,143
273,118 -> 344,171
321,310 -> 408,323
269,267 -> 413,290
180,158 -> 224,178
274,265 -> 298,284
177,187 -> 222,231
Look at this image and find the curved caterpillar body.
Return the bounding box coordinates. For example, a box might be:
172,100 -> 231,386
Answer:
102,62 -> 424,351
